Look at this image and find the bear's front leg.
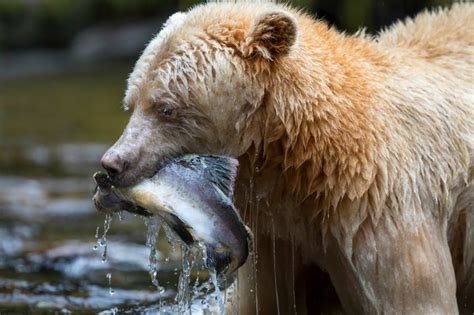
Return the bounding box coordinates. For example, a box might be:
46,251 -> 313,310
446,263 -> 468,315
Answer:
324,213 -> 458,314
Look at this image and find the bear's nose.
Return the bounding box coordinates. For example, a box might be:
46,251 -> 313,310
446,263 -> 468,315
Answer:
101,151 -> 128,177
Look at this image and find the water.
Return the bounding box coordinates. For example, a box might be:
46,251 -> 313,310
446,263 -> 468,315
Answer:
0,65 -> 183,313
106,272 -> 115,296
142,216 -> 227,314
145,216 -> 163,290
97,214 -> 113,263
209,267 -> 225,314
176,245 -> 193,314
0,64 -> 232,314
99,211 -> 230,313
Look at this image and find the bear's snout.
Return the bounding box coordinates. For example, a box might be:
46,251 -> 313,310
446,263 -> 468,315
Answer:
101,150 -> 129,178
100,137 -> 164,187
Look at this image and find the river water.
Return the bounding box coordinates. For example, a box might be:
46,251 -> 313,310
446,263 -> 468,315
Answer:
0,66 -> 216,314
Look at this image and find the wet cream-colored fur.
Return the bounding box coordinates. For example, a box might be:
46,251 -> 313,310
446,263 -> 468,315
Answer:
107,1 -> 474,314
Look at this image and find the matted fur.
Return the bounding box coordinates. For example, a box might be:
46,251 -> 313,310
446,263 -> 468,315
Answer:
103,1 -> 473,313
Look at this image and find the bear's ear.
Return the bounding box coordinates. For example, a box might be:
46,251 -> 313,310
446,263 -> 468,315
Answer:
243,11 -> 297,60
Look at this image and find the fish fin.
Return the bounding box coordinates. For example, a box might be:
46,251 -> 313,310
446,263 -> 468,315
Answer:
201,156 -> 239,198
177,155 -> 239,198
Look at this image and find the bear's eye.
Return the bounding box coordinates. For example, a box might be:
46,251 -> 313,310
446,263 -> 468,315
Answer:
156,103 -> 176,118
162,107 -> 173,116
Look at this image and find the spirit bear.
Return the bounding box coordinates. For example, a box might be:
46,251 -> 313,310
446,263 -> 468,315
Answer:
101,1 -> 474,314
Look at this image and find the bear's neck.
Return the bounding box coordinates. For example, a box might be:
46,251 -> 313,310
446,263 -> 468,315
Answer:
258,21 -> 391,207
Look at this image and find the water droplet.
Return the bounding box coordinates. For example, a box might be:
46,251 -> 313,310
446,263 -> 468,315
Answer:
96,214 -> 113,263
145,216 -> 165,300
176,245 -> 192,313
209,267 -> 224,313
101,239 -> 108,263
106,272 -> 114,295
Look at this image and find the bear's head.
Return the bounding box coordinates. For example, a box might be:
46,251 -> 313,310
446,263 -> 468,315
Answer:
101,3 -> 298,186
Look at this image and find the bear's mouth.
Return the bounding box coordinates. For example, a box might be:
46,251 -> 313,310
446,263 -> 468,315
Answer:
109,164 -> 161,188
109,173 -> 145,188
109,153 -> 184,188
93,154 -> 250,276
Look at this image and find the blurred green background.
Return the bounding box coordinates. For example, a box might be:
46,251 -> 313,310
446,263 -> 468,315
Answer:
0,0 -> 453,51
0,0 -> 457,313
0,0 -> 454,150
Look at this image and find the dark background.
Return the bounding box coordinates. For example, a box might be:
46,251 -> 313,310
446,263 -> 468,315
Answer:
1,0 -> 452,51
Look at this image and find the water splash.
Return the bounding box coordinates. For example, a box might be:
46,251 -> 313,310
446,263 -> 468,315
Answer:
176,245 -> 192,314
90,213 -> 229,313
148,220 -> 227,313
144,216 -> 166,300
95,214 -> 113,263
162,223 -> 180,251
209,267 -> 224,314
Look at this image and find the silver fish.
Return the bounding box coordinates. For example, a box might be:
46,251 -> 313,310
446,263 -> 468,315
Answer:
92,155 -> 251,275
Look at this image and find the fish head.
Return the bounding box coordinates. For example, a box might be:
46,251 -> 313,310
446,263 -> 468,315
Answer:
92,172 -> 152,217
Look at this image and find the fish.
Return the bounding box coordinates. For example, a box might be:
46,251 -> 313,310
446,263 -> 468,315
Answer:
92,155 -> 251,275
